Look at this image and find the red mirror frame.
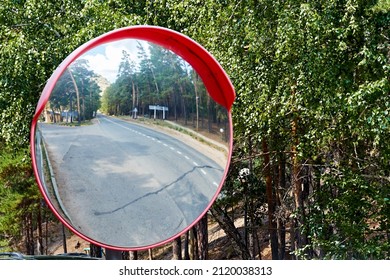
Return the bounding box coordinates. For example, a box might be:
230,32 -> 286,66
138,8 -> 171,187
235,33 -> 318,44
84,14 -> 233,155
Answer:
30,25 -> 235,251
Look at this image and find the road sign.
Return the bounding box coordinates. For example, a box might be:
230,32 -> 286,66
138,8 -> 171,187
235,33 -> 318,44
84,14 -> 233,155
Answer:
149,105 -> 168,111
149,105 -> 168,119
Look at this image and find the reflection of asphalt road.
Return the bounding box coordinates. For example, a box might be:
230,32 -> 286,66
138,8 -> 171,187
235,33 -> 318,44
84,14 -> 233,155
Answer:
38,114 -> 224,248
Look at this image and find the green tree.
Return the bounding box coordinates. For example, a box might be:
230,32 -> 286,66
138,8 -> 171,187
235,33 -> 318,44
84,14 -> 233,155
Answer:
49,59 -> 101,123
0,146 -> 54,254
1,0 -> 388,259
0,0 -> 145,253
146,0 -> 389,259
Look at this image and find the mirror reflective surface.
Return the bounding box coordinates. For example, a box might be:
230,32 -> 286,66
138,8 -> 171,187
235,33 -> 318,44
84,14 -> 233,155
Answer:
33,39 -> 231,248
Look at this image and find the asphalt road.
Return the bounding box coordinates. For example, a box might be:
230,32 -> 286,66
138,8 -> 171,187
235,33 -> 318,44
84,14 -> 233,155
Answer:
38,114 -> 225,248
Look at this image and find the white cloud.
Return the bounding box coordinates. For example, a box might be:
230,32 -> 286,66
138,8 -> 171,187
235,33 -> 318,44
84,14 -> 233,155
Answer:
80,39 -> 147,83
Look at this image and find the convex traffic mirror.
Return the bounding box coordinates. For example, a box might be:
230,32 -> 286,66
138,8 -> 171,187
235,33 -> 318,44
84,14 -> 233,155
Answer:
31,26 -> 235,250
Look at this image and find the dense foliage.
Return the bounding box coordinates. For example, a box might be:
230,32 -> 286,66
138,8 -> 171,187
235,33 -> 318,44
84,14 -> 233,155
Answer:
49,59 -> 101,123
0,146 -> 52,254
0,0 -> 389,259
101,43 -> 204,117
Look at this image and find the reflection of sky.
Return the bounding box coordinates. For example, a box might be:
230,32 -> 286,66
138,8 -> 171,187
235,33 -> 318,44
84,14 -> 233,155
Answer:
80,39 -> 150,84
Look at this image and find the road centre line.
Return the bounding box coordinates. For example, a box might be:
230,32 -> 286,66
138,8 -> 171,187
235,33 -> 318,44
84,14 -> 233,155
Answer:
102,117 -> 213,178
101,116 -> 136,132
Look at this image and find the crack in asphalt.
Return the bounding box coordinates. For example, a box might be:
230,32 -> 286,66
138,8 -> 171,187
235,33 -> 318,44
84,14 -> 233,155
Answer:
93,165 -> 222,216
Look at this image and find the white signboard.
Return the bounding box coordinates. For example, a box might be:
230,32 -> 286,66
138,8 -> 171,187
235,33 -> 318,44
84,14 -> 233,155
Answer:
149,105 -> 168,111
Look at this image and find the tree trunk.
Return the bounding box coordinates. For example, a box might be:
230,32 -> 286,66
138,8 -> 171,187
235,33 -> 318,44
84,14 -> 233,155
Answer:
62,224 -> 67,254
276,155 -> 287,259
249,204 -> 261,260
262,139 -> 279,259
132,80 -> 136,113
291,116 -> 308,258
246,137 -> 259,259
130,251 -> 138,260
122,251 -> 129,260
192,72 -> 199,130
37,203 -> 44,255
210,204 -> 252,259
67,68 -> 81,125
25,214 -> 35,255
89,243 -> 102,258
45,212 -> 48,255
191,227 -> 199,260
196,214 -> 208,260
172,236 -> 182,260
184,231 -> 190,260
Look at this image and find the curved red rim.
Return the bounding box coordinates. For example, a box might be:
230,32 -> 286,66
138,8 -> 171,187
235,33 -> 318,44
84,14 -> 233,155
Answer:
30,25 -> 235,251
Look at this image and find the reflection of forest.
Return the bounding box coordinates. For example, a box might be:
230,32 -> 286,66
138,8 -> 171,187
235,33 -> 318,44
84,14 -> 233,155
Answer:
47,60 -> 101,124
100,41 -> 228,138
172,116 -> 229,145
46,40 -> 229,139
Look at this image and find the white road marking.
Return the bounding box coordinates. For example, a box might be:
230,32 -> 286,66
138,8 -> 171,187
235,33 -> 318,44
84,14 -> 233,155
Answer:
101,117 -> 216,181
